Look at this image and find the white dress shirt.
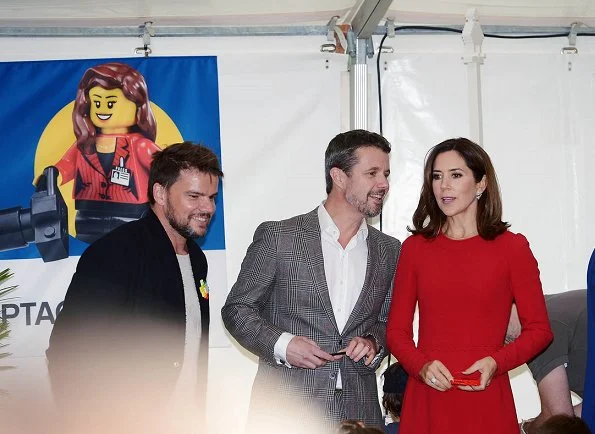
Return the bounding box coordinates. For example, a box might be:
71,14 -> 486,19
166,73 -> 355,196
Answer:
274,203 -> 368,388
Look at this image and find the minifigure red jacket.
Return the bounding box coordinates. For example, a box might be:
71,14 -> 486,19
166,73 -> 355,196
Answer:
55,133 -> 160,204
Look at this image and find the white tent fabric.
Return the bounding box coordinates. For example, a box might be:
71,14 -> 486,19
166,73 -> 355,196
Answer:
0,0 -> 594,26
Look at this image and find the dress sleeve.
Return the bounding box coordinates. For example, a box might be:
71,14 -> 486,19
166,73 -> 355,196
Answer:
386,236 -> 430,377
490,233 -> 553,375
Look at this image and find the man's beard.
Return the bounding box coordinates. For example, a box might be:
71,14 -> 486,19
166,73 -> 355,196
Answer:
165,203 -> 211,239
346,190 -> 386,218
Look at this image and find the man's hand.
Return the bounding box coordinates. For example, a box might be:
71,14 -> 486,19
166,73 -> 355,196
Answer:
286,336 -> 335,369
339,336 -> 378,366
505,304 -> 521,344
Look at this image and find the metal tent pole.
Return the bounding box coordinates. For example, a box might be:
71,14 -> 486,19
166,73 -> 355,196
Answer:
346,0 -> 394,130
462,9 -> 485,146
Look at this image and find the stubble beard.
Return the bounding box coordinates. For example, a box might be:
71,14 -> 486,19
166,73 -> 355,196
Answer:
346,190 -> 385,218
165,201 -> 211,239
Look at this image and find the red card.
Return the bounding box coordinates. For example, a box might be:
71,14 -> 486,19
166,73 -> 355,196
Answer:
451,378 -> 481,386
451,371 -> 481,387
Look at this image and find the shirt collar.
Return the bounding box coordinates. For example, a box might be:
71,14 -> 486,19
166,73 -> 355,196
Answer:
317,202 -> 368,241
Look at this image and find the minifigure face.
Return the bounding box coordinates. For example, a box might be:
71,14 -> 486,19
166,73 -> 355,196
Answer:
88,86 -> 137,132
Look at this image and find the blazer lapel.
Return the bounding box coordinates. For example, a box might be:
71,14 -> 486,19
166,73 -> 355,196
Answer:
113,136 -> 131,169
82,148 -> 108,178
343,226 -> 380,334
302,209 -> 340,333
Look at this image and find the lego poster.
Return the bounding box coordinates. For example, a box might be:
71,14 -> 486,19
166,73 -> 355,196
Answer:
0,57 -> 227,361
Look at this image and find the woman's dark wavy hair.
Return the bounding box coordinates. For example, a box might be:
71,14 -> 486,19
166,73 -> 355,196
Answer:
72,62 -> 157,154
409,137 -> 509,240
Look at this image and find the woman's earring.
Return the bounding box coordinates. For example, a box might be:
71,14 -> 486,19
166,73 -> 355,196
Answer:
476,191 -> 483,200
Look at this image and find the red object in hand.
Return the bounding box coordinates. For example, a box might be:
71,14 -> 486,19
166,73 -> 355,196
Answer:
451,372 -> 481,387
451,378 -> 481,386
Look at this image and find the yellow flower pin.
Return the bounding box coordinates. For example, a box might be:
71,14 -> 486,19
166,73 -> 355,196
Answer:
199,279 -> 209,300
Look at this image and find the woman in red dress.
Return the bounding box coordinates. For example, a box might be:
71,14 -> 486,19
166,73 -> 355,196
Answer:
386,138 -> 553,434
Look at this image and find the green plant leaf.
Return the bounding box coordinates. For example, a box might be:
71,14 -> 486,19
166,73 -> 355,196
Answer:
0,268 -> 18,382
0,268 -> 17,300
0,268 -> 14,283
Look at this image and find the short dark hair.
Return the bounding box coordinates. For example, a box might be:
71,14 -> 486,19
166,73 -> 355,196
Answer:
325,129 -> 391,194
147,142 -> 223,204
409,137 -> 509,240
382,362 -> 408,418
533,415 -> 591,434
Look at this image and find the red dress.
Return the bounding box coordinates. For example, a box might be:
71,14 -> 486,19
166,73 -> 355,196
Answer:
386,231 -> 552,434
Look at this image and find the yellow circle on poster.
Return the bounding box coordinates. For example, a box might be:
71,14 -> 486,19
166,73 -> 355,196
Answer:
34,102 -> 183,237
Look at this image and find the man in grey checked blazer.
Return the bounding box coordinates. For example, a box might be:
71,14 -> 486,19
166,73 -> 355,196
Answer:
222,130 -> 401,431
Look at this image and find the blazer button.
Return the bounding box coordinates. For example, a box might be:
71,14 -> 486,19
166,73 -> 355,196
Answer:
329,373 -> 336,380
338,339 -> 343,346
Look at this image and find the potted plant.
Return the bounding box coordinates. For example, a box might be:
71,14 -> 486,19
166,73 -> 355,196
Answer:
0,268 -> 17,395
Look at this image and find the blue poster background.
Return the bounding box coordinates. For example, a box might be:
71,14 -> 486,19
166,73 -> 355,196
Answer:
0,56 -> 224,259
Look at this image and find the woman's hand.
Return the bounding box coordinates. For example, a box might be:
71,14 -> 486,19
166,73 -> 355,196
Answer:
458,356 -> 497,391
419,360 -> 453,391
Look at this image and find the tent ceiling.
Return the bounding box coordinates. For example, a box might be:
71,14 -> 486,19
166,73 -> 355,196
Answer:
0,0 -> 594,28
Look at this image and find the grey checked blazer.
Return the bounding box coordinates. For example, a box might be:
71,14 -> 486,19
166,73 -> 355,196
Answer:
222,208 -> 401,428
